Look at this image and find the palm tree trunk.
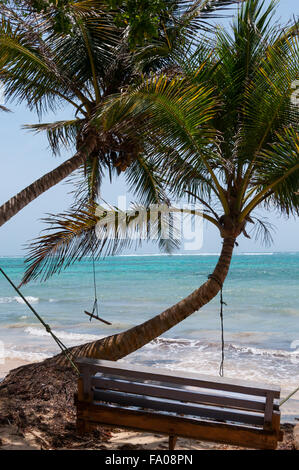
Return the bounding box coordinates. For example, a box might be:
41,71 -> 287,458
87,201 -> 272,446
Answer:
51,236 -> 235,365
0,133 -> 98,227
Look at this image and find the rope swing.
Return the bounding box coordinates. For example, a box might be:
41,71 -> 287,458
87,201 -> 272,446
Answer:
207,272 -> 299,404
84,248 -> 112,326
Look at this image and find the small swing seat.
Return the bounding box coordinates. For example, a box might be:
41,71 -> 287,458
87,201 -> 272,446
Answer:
75,358 -> 283,450
84,310 -> 112,325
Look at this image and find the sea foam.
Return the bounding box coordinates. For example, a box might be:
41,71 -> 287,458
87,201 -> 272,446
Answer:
0,296 -> 39,304
24,326 -> 103,343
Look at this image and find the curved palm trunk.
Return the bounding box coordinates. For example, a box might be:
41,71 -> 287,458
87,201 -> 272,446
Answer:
51,236 -> 235,366
0,133 -> 98,227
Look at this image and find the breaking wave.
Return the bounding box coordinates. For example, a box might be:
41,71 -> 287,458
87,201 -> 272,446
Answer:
0,296 -> 39,304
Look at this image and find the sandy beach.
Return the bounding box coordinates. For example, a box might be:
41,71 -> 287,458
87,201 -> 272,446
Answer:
0,358 -> 298,451
1,423 -> 297,451
0,358 -> 32,379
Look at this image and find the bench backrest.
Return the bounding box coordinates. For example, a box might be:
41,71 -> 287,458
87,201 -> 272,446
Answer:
76,358 -> 280,430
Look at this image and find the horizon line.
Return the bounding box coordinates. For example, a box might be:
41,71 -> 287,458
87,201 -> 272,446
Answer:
0,250 -> 298,258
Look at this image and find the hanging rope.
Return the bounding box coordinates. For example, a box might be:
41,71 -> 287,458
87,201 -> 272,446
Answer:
208,274 -> 226,377
0,267 -> 79,375
207,271 -> 299,402
91,247 -> 99,320
84,245 -> 112,325
207,272 -> 299,401
280,385 -> 299,406
219,287 -> 226,377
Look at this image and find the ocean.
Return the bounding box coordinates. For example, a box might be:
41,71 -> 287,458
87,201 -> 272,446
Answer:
0,253 -> 298,422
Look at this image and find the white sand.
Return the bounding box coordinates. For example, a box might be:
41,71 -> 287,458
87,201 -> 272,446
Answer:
0,425 -> 42,450
107,429 -> 233,450
0,358 -> 32,380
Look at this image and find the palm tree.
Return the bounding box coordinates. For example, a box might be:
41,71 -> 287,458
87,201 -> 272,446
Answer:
0,0 -> 241,227
19,0 -> 299,366
0,1 -> 118,226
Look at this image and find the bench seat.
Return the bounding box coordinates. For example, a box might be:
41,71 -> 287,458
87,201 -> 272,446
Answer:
75,358 -> 283,450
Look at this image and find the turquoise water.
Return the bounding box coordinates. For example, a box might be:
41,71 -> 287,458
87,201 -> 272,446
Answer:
0,253 -> 298,420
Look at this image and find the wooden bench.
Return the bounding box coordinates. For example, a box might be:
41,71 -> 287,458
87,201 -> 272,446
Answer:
75,358 -> 283,450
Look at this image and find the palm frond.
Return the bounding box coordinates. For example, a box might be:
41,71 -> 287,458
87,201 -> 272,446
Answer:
20,204 -> 99,285
248,216 -> 275,247
0,20 -> 85,114
23,119 -> 85,155
257,127 -> 299,215
0,4 -> 119,114
125,154 -> 169,206
131,0 -> 243,71
242,126 -> 299,218
20,201 -> 183,284
181,0 -> 245,36
98,70 -> 219,178
240,32 -> 299,163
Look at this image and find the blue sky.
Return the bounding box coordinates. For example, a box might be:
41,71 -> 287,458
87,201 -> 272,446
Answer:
0,0 -> 298,256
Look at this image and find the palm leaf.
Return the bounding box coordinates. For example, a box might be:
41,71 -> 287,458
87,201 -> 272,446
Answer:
20,201 -> 183,284
23,119 -> 85,155
0,4 -> 119,114
98,71 -> 220,186
249,126 -> 299,217
249,215 -> 275,247
125,154 -> 170,206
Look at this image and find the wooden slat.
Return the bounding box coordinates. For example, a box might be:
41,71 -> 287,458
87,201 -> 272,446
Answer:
272,411 -> 283,441
92,376 -> 279,413
77,401 -> 280,450
76,358 -> 280,398
79,365 -> 93,402
77,377 -> 84,402
264,391 -> 275,429
93,389 -> 265,426
169,435 -> 177,450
